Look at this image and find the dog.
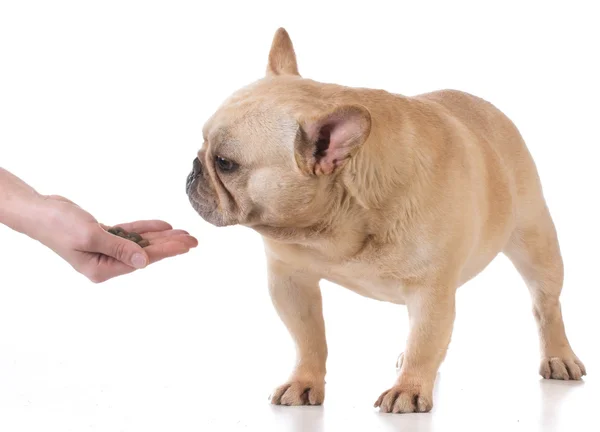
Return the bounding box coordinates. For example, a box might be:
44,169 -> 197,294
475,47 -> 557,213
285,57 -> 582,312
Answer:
186,28 -> 585,413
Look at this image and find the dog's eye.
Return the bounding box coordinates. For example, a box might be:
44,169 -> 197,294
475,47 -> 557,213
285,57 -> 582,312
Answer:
215,156 -> 237,172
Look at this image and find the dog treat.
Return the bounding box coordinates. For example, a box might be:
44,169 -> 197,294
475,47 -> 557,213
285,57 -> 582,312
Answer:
136,239 -> 150,248
127,232 -> 143,242
109,226 -> 125,235
106,226 -> 150,248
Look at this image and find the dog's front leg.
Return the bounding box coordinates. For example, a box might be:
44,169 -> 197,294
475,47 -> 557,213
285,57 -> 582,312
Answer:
375,285 -> 456,413
267,258 -> 327,406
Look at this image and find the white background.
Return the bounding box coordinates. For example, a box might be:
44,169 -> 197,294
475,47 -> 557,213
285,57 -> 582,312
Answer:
1,1 -> 598,431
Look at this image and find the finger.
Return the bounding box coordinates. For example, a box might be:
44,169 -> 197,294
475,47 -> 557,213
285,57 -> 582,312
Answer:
98,223 -> 181,237
142,229 -> 191,240
112,220 -> 173,234
145,241 -> 192,264
46,195 -> 79,205
144,233 -> 198,248
90,227 -> 149,269
147,234 -> 198,248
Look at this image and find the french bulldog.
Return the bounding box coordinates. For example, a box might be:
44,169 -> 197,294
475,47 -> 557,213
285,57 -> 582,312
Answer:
186,28 -> 585,413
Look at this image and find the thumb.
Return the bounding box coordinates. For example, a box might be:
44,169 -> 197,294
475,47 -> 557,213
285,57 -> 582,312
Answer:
95,228 -> 149,269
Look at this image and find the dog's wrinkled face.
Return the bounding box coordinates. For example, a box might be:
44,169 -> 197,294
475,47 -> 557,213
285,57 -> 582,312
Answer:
186,29 -> 371,233
186,98 -> 312,228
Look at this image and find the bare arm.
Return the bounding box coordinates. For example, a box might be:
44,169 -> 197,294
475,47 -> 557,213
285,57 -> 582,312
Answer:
0,167 -> 43,235
0,167 -> 198,283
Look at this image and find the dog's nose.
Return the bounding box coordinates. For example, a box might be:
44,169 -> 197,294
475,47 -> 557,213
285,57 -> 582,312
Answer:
192,157 -> 202,176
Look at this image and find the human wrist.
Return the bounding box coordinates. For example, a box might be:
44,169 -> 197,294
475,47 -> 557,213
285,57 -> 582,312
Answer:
1,168 -> 39,234
0,188 -> 47,239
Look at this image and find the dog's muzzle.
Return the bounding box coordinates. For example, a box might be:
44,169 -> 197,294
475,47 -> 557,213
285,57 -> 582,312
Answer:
186,157 -> 203,194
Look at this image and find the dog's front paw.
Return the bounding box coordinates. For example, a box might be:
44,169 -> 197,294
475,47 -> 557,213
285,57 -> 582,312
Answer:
374,382 -> 433,414
540,356 -> 586,380
270,380 -> 325,406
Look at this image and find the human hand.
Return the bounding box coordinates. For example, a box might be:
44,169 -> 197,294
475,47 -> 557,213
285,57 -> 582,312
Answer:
31,195 -> 198,283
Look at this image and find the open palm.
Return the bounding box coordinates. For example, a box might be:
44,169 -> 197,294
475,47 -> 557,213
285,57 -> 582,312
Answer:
38,195 -> 198,283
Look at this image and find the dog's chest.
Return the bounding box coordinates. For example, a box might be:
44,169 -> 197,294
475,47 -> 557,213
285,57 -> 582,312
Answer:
270,242 -> 410,304
321,261 -> 409,304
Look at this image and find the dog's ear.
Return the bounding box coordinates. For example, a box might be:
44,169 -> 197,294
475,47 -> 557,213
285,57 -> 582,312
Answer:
266,28 -> 300,77
295,105 -> 371,176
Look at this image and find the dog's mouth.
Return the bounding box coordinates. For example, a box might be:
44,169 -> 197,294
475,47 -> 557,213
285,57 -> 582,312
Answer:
186,157 -> 204,196
186,174 -> 206,214
186,170 -> 201,195
185,166 -> 206,215
186,173 -> 232,227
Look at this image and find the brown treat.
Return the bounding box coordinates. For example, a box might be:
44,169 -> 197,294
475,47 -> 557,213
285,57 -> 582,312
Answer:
128,232 -> 143,242
106,226 -> 148,247
137,239 -> 150,248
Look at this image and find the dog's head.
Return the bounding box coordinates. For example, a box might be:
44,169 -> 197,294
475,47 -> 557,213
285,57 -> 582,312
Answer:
186,28 -> 371,235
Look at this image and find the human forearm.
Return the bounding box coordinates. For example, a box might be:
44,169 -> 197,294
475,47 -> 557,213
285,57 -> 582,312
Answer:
0,167 -> 44,237
1,167 -> 198,282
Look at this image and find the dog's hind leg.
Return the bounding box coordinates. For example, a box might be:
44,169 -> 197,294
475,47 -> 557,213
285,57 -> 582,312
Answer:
503,207 -> 585,380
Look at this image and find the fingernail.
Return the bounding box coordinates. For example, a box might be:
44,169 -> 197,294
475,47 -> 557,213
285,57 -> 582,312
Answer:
131,253 -> 147,269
